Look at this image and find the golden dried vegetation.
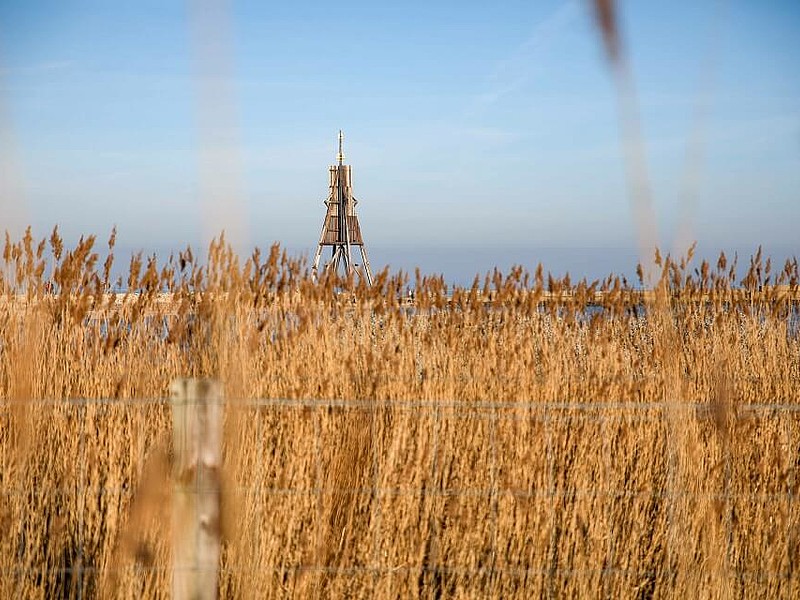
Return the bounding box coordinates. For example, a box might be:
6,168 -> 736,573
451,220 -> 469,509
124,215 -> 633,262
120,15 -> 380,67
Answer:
1,228 -> 798,598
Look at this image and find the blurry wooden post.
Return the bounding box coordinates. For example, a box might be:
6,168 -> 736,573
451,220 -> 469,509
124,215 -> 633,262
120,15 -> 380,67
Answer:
170,378 -> 223,600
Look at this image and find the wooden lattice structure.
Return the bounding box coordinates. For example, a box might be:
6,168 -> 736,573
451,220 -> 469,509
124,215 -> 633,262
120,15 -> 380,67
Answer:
312,131 -> 374,285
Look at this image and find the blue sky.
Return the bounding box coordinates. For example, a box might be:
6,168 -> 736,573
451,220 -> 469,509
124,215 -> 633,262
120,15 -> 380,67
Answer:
0,1 -> 798,283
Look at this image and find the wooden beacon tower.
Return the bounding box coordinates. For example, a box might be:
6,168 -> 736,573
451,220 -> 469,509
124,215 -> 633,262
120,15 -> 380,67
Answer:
312,131 -> 374,285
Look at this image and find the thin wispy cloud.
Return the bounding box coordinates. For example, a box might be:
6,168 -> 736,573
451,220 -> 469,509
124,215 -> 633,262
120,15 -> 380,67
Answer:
32,60 -> 74,71
455,126 -> 523,144
0,60 -> 75,76
465,0 -> 580,116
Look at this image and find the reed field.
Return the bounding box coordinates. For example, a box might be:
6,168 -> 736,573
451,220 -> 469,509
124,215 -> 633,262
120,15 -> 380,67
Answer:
0,228 -> 799,598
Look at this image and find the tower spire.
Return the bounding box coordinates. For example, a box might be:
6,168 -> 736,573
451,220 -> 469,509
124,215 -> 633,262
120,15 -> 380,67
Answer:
337,129 -> 344,165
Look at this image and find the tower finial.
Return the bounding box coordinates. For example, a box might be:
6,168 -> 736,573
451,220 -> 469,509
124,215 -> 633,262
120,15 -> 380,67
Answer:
337,130 -> 344,165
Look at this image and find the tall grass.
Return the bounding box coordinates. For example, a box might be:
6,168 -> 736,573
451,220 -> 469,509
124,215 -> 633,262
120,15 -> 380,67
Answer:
1,228 -> 798,598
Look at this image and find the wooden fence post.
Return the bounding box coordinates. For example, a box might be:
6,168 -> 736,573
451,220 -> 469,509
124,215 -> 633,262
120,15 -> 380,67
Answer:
170,378 -> 223,600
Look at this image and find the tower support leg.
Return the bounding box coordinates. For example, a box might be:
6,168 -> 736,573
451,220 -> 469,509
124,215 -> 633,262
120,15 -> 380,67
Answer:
359,245 -> 374,286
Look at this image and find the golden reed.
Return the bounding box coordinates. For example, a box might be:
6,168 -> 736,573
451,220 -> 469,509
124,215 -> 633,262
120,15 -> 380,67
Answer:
0,228 -> 798,598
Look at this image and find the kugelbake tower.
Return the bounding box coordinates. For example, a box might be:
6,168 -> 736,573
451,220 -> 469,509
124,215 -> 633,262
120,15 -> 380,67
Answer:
312,131 -> 374,285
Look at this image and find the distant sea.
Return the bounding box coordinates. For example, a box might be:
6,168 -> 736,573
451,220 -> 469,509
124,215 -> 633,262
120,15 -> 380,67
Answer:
91,243 -> 798,291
